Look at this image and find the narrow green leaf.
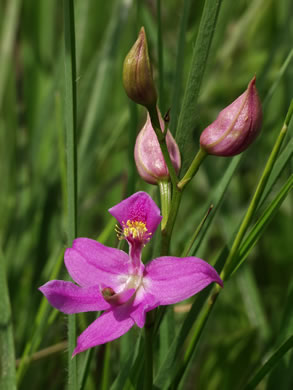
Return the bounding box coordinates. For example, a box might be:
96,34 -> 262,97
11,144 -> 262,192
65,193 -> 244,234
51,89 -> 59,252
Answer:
16,249 -> 64,385
156,0 -> 165,113
110,335 -> 143,390
175,0 -> 223,172
0,0 -> 21,110
78,0 -> 131,181
169,0 -> 192,135
0,249 -> 16,390
236,175 -> 293,270
244,335 -> 293,390
63,0 -> 78,387
267,281 -> 293,389
237,264 -> 271,341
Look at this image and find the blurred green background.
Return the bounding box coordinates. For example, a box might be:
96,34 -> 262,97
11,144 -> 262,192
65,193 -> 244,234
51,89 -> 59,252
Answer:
0,0 -> 292,389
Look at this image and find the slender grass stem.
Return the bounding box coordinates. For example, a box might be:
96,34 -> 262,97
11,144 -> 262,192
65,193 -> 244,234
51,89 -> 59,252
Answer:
221,100 -> 293,280
0,249 -> 16,390
101,344 -> 111,390
144,318 -> 154,390
156,0 -> 164,112
170,286 -> 220,389
63,0 -> 78,388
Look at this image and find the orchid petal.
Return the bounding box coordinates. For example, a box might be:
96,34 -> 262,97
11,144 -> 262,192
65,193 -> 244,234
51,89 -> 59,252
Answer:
130,289 -> 158,328
65,238 -> 129,288
108,191 -> 162,235
39,280 -> 111,314
73,305 -> 135,356
144,256 -> 223,305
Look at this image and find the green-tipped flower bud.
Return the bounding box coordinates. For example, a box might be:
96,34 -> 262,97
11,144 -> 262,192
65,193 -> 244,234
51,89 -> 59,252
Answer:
200,76 -> 262,156
134,109 -> 181,184
123,27 -> 157,108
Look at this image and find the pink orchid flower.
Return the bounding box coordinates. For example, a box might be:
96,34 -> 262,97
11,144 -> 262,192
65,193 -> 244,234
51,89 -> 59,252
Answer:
39,192 -> 223,356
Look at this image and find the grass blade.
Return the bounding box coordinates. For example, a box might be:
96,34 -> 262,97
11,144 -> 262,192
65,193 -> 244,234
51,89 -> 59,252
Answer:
0,0 -> 21,110
0,248 -> 16,390
244,335 -> 293,390
169,0 -> 192,135
237,174 -> 293,270
63,0 -> 78,387
175,0 -> 223,171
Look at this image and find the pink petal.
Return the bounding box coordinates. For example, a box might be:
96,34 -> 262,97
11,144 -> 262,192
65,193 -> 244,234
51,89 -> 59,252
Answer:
144,256 -> 223,305
129,289 -> 158,328
39,280 -> 111,314
73,305 -> 135,356
65,238 -> 129,288
108,192 -> 162,236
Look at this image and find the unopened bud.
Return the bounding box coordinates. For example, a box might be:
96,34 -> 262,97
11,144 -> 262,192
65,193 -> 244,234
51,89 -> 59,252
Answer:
200,77 -> 262,156
134,110 -> 181,184
123,27 -> 157,108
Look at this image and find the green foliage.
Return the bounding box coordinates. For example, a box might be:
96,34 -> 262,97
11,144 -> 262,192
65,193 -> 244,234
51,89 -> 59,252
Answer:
0,0 -> 292,389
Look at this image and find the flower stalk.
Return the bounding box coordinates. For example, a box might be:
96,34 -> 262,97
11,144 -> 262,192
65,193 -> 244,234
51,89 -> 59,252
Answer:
147,104 -> 179,187
178,147 -> 207,190
158,181 -> 171,230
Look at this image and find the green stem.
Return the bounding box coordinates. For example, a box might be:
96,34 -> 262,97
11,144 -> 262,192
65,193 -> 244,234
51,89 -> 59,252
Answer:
144,318 -> 154,390
63,0 -> 78,388
161,187 -> 182,255
244,335 -> 293,390
221,100 -> 293,280
158,181 -> 171,230
0,249 -> 16,390
160,148 -> 207,255
101,343 -> 111,390
170,285 -> 221,389
147,104 -> 179,187
182,204 -> 213,257
156,0 -> 164,113
178,147 -> 207,190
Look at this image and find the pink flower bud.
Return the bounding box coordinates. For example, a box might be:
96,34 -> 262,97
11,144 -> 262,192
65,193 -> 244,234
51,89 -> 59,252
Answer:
134,111 -> 181,184
123,27 -> 157,108
199,77 -> 262,156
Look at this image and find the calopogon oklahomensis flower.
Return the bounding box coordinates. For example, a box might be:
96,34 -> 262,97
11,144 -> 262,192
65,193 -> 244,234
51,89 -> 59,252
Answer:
39,192 -> 223,356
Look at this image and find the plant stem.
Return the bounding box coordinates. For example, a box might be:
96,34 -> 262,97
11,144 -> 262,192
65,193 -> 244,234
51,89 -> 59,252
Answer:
156,0 -> 164,113
63,0 -> 78,388
147,104 -> 179,187
101,343 -> 111,390
171,285 -> 221,389
0,249 -> 16,390
178,147 -> 207,190
182,204 -> 213,257
158,181 -> 171,230
144,317 -> 154,390
161,148 -> 207,255
221,100 -> 293,280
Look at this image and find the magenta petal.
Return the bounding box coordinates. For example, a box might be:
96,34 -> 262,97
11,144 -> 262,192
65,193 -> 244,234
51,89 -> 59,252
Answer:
144,256 -> 223,305
108,191 -> 162,235
73,306 -> 135,356
65,238 -> 129,288
39,280 -> 111,314
130,290 -> 158,328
